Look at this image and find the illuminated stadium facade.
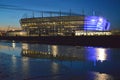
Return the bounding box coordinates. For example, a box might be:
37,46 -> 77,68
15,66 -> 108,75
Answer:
20,15 -> 111,36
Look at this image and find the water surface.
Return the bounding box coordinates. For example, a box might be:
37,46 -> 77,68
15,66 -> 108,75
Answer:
0,40 -> 120,80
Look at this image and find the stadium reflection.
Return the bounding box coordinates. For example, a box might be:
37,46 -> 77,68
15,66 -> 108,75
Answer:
0,41 -> 117,80
21,43 -> 109,62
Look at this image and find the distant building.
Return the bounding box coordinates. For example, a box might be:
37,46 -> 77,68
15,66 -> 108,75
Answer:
20,15 -> 110,36
0,27 -> 21,31
6,30 -> 27,36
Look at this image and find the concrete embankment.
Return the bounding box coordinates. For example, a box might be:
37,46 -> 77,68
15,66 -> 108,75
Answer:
0,36 -> 120,48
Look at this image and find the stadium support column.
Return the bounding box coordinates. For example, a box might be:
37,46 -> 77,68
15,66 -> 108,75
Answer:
39,11 -> 44,36
53,22 -> 55,36
59,10 -> 62,36
26,27 -> 30,36
69,9 -> 72,36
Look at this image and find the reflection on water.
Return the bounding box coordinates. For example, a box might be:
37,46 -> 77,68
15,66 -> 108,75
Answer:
1,41 -> 120,80
91,72 -> 113,80
51,45 -> 58,57
96,48 -> 107,62
22,57 -> 30,75
12,40 -> 16,49
0,41 -> 22,56
0,41 -> 113,62
11,55 -> 17,65
51,62 -> 59,73
21,43 -> 109,62
22,43 -> 29,50
86,47 -> 109,62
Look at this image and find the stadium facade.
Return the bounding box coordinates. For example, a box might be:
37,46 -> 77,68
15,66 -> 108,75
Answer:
20,15 -> 111,36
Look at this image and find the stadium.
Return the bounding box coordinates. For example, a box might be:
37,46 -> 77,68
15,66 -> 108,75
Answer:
20,13 -> 111,36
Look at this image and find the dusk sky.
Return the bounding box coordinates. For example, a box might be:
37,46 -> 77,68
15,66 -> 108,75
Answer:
0,0 -> 120,29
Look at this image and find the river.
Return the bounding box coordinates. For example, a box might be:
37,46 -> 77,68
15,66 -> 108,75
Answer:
0,40 -> 120,80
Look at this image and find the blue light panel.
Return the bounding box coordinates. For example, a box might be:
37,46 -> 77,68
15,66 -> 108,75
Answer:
84,16 -> 110,31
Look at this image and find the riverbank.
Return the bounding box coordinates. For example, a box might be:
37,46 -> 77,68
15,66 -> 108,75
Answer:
0,35 -> 120,48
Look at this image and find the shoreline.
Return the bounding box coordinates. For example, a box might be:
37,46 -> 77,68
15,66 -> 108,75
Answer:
0,35 -> 120,48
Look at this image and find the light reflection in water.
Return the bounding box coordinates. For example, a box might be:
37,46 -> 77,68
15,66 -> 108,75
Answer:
51,62 -> 59,73
0,41 -> 117,80
92,72 -> 113,80
22,57 -> 29,74
12,41 -> 16,49
51,45 -> 58,57
87,47 -> 108,62
22,43 -> 29,50
11,55 -> 17,73
12,55 -> 17,65
48,45 -> 51,54
96,48 -> 107,62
